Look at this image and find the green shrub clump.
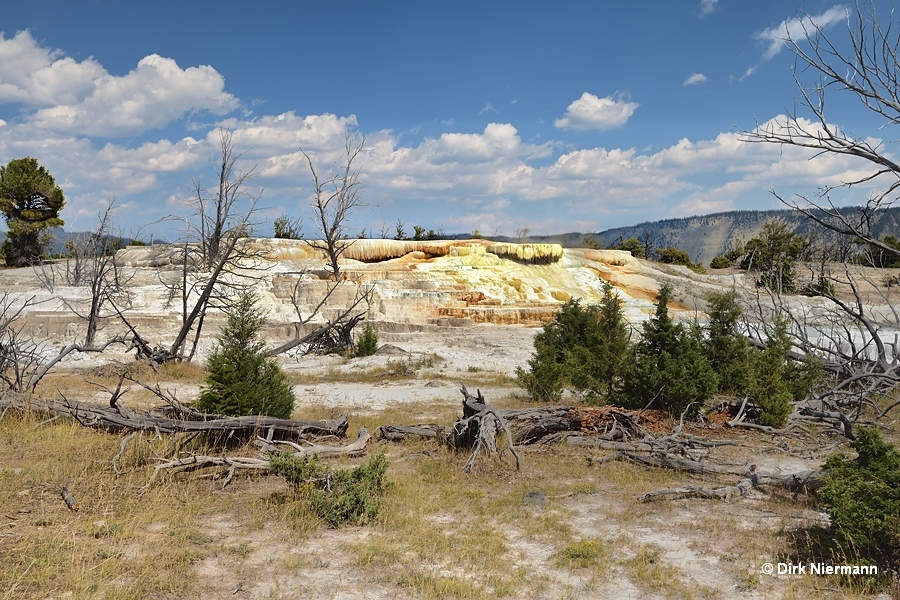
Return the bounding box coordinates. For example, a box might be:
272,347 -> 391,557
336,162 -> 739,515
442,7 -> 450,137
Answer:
709,254 -> 733,269
702,292 -> 821,426
197,291 -> 295,419
269,452 -> 390,527
609,236 -> 646,258
702,290 -> 750,394
819,427 -> 900,580
623,283 -> 718,416
516,284 -> 629,402
355,322 -> 379,357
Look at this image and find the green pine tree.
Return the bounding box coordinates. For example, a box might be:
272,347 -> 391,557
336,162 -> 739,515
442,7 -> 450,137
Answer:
623,283 -> 718,416
703,290 -> 751,394
745,318 -> 821,427
516,284 -> 630,403
197,291 -> 295,419
0,157 -> 66,267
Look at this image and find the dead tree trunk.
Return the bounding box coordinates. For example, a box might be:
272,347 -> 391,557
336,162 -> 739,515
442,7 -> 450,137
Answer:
0,394 -> 349,441
450,385 -> 520,471
598,451 -> 826,499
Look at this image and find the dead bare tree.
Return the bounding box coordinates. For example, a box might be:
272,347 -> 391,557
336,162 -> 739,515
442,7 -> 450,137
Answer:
0,292 -> 126,392
0,293 -> 40,392
265,274 -> 373,357
50,200 -> 132,346
740,2 -> 900,422
191,130 -> 260,270
118,130 -> 266,364
741,2 -> 900,257
302,133 -> 366,281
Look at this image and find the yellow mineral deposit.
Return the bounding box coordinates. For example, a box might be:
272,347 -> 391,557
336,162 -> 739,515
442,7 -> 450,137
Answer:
109,238 -> 675,328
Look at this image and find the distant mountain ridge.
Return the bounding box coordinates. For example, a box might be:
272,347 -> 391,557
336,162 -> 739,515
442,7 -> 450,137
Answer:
528,207 -> 900,265
39,206 -> 899,266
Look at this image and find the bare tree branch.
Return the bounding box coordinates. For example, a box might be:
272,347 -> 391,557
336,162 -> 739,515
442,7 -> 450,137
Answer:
302,133 -> 366,281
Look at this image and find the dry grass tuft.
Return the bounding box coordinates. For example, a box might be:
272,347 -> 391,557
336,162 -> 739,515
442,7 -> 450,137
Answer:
0,392 -> 889,599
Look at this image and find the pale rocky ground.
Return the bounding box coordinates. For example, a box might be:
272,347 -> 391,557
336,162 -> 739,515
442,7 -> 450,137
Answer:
6,239 -> 898,599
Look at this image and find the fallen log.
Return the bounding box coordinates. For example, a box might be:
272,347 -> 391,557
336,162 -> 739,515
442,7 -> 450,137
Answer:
374,424 -> 446,441
376,387 -> 654,471
256,427 -> 371,457
600,451 -> 827,497
641,479 -> 756,502
570,431 -> 737,454
599,451 -> 751,476
0,394 -> 349,441
455,389 -> 648,445
567,437 -> 656,452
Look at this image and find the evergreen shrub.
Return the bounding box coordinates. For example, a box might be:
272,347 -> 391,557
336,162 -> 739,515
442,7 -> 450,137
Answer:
197,291 -> 295,419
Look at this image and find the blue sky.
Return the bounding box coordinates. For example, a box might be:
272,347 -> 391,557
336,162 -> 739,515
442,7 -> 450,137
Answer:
0,1 -> 890,240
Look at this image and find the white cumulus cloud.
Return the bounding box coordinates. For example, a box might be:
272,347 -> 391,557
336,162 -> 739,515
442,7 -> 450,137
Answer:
699,0 -> 719,17
0,30 -> 105,107
554,92 -> 639,132
756,6 -> 847,61
683,73 -> 708,86
0,30 -> 238,137
30,54 -> 238,136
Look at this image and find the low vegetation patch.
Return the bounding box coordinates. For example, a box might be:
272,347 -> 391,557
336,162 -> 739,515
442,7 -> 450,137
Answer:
354,322 -> 379,357
819,428 -> 900,582
269,452 -> 390,527
554,538 -> 609,570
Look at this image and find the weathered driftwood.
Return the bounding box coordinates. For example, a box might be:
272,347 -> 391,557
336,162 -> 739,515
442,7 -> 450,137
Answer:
599,451 -> 827,499
374,423 -> 446,441
454,385 -> 521,472
138,428 -> 372,496
0,394 -> 349,440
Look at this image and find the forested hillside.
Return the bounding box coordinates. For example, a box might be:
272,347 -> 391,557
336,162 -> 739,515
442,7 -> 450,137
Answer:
532,207 -> 900,265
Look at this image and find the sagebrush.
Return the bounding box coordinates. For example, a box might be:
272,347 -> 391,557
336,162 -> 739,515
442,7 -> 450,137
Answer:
269,452 -> 390,527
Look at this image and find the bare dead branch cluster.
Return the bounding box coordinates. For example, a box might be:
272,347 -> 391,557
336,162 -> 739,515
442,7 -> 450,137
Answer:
740,3 -> 900,256
35,200 -> 134,348
736,2 -> 900,426
266,276 -> 373,357
302,133 -> 366,281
